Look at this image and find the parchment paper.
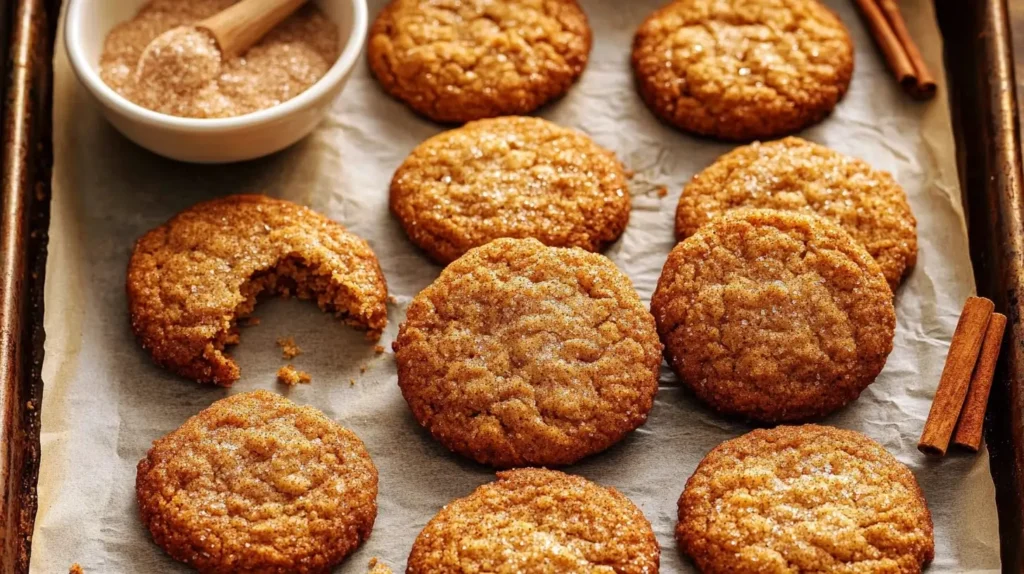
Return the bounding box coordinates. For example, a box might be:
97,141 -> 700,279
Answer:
30,0 -> 1001,571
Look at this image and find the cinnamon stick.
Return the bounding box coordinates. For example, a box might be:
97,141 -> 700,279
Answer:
853,0 -> 936,99
918,297 -> 994,456
952,313 -> 1007,452
877,0 -> 937,99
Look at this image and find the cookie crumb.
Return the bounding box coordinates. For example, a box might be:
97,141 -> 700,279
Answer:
69,565 -> 84,574
360,364 -> 368,373
368,557 -> 393,574
277,365 -> 311,386
238,316 -> 261,327
374,345 -> 385,354
387,295 -> 398,304
657,186 -> 668,198
276,336 -> 303,359
349,378 -> 356,387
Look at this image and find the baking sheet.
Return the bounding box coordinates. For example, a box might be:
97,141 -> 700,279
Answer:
29,0 -> 1001,571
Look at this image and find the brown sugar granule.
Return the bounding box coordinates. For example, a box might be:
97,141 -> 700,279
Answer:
135,26 -> 221,98
276,336 -> 303,359
100,0 -> 340,118
277,364 -> 311,385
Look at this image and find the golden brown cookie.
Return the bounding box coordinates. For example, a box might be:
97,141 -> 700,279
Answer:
676,137 -> 917,290
651,209 -> 894,421
368,0 -> 591,122
127,194 -> 388,386
408,468 -> 659,573
632,0 -> 854,140
394,238 -> 662,467
136,390 -> 378,573
390,117 -> 631,264
678,425 -> 934,573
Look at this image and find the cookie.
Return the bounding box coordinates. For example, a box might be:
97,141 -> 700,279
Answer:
136,390 -> 378,573
676,137 -> 917,290
127,194 -> 388,385
651,209 -> 894,421
394,238 -> 662,467
368,0 -> 591,122
632,0 -> 854,140
408,468 -> 660,573
678,425 -> 934,573
390,116 -> 631,264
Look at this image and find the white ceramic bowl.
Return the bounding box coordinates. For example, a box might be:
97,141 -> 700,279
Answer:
65,0 -> 368,163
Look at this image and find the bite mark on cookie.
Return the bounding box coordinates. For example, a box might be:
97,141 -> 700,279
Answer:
128,195 -> 388,385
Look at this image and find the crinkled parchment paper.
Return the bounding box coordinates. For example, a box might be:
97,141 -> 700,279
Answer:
30,0 -> 1001,571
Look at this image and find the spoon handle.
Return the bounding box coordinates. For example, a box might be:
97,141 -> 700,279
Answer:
199,0 -> 308,56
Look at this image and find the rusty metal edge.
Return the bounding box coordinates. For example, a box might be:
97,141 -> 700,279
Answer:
937,0 -> 1024,571
0,0 -> 1020,573
0,0 -> 53,571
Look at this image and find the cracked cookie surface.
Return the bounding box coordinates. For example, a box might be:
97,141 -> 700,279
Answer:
136,390 -> 378,573
632,0 -> 854,140
368,0 -> 591,122
390,117 -> 630,264
127,194 -> 388,386
651,209 -> 894,421
676,137 -> 917,290
408,468 -> 659,573
678,425 -> 934,574
393,238 -> 661,467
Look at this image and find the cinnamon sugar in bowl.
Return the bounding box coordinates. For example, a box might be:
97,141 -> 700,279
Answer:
65,0 -> 368,163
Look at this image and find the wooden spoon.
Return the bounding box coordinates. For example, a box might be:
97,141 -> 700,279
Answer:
135,0 -> 308,91
198,0 -> 309,57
